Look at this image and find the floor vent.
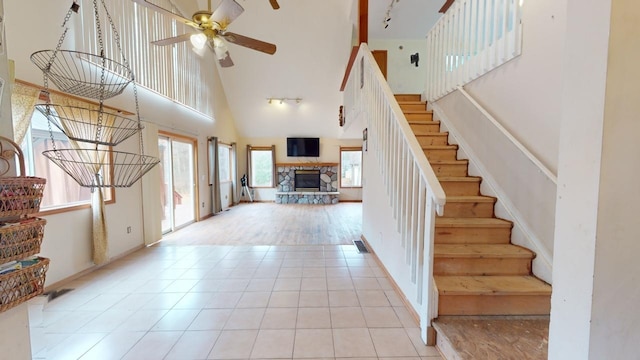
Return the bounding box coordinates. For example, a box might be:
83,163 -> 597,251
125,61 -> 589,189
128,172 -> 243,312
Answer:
353,239 -> 369,253
44,288 -> 74,302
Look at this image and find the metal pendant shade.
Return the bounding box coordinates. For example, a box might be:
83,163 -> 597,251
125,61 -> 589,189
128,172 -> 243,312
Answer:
31,0 -> 158,188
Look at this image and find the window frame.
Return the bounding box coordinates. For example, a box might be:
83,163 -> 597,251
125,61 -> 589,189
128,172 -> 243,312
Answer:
247,146 -> 275,188
340,146 -> 363,188
14,80 -> 118,216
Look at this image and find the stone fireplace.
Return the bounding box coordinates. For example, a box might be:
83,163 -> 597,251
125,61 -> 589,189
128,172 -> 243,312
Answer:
275,163 -> 339,204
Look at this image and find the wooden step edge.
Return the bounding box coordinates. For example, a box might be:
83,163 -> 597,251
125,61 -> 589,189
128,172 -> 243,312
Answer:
446,195 -> 496,203
415,132 -> 449,137
408,119 -> 440,124
430,159 -> 469,165
438,176 -> 481,182
435,276 -> 552,296
421,145 -> 458,150
435,218 -> 513,228
434,244 -> 535,259
404,110 -> 434,114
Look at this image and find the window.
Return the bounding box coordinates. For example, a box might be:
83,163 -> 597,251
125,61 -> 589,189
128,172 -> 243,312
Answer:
21,109 -> 114,212
340,147 -> 363,188
248,146 -> 275,188
218,143 -> 231,182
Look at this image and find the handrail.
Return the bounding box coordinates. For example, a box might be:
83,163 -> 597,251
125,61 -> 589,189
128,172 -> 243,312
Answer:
457,86 -> 558,184
343,42 -> 446,343
363,48 -> 447,214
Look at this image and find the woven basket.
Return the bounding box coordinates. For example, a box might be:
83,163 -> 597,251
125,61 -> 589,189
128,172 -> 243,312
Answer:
0,177 -> 47,218
0,257 -> 49,312
0,218 -> 46,263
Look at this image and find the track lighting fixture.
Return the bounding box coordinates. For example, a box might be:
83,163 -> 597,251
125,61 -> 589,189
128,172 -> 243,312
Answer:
266,97 -> 303,105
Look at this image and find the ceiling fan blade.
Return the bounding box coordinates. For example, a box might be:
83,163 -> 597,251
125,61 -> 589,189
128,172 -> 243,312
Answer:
211,0 -> 245,28
151,33 -> 193,46
131,0 -> 199,28
208,41 -> 234,67
269,0 -> 280,9
220,32 -> 277,55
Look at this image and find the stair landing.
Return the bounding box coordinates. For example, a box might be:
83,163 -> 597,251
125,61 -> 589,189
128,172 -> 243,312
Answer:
433,316 -> 549,360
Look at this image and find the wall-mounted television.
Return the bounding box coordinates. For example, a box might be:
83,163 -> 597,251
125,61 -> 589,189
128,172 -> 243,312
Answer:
287,137 -> 320,157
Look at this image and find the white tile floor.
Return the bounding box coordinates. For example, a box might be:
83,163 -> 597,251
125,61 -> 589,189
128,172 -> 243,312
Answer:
29,244 -> 443,359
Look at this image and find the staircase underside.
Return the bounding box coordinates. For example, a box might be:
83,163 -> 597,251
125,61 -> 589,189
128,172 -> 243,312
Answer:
395,94 -> 551,358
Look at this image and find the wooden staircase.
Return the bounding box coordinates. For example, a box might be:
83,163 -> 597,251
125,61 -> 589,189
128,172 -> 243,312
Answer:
394,94 -> 552,317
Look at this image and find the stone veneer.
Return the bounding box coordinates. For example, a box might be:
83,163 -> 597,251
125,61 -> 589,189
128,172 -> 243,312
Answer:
275,164 -> 340,204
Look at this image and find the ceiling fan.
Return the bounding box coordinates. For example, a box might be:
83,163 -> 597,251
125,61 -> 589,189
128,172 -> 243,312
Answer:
131,0 -> 277,67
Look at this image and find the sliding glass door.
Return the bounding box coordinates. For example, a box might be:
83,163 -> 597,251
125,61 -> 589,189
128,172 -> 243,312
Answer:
159,134 -> 197,234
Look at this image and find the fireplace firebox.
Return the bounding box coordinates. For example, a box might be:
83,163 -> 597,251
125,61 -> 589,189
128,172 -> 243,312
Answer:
295,170 -> 321,191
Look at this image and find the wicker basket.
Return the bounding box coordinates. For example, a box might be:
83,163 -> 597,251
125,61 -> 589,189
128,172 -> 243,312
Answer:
0,177 -> 47,218
0,218 -> 46,263
0,257 -> 49,312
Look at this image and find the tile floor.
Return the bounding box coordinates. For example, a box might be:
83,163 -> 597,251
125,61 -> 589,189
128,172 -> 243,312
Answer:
29,244 -> 443,359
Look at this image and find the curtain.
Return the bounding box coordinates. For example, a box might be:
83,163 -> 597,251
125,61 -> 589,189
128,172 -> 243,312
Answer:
209,137 -> 222,214
10,82 -> 39,144
50,93 -> 111,265
230,142 -> 239,205
141,122 -> 162,245
246,144 -> 252,187
271,145 -> 277,188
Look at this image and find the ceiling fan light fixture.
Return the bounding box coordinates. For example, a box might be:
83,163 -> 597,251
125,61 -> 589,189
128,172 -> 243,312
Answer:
190,33 -> 207,50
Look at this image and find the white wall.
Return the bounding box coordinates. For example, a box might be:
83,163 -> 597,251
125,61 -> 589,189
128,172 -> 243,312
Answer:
368,39 -> 428,95
463,0 -> 568,175
433,90 -> 556,283
237,137 -> 363,202
3,1 -> 238,286
549,0 -> 640,358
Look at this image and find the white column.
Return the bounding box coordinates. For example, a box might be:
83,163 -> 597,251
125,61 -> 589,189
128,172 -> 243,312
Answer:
549,0 -> 640,358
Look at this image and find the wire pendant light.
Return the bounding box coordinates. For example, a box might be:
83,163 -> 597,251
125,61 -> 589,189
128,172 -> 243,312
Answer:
31,0 -> 159,188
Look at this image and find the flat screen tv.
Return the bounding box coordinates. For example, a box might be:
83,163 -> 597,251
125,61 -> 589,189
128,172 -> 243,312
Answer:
287,137 -> 320,157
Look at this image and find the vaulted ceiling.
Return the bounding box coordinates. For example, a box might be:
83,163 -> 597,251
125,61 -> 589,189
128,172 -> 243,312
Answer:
171,0 -> 442,140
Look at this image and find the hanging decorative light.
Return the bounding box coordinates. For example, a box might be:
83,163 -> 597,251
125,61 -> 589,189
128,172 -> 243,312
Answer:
31,0 -> 159,188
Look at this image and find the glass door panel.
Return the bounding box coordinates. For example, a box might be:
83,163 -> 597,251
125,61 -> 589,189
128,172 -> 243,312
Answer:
172,140 -> 195,228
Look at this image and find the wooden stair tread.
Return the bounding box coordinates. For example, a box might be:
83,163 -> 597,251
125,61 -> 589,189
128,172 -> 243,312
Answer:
415,132 -> 448,137
435,275 -> 551,295
434,244 -> 534,258
430,159 -> 468,165
404,110 -> 433,114
408,119 -> 439,124
436,217 -> 512,228
446,195 -> 495,203
439,176 -> 481,182
398,100 -> 426,105
422,145 -> 458,150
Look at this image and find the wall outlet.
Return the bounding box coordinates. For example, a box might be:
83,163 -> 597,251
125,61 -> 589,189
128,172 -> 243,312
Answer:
202,202 -> 205,208
127,226 -> 132,234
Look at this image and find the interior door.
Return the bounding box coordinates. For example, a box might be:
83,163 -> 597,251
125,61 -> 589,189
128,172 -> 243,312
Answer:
159,134 -> 197,234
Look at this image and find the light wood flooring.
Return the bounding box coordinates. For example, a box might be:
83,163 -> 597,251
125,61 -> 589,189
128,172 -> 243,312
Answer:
160,202 -> 363,246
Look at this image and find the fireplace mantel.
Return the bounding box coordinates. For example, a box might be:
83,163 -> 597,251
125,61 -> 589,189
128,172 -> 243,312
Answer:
276,162 -> 338,167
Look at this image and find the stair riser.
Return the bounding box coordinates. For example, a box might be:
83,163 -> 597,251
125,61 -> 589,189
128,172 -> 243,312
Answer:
411,125 -> 442,134
423,149 -> 458,161
431,164 -> 468,177
434,258 -> 532,276
440,181 -> 481,196
395,94 -> 422,102
400,103 -> 427,111
417,136 -> 449,146
406,113 -> 434,121
435,227 -> 511,244
438,294 -> 551,316
440,202 -> 495,218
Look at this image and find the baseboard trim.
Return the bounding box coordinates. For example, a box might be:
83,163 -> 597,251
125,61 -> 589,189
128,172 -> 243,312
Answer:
360,234 -> 421,328
44,244 -> 145,292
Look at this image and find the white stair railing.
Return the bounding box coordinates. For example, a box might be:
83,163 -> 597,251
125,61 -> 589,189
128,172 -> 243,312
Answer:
426,0 -> 524,101
344,43 -> 446,342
